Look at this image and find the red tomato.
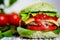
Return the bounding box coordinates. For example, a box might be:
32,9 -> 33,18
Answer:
47,26 -> 57,30
52,17 -> 58,21
9,13 -> 21,25
0,14 -> 8,26
27,14 -> 57,31
27,25 -> 57,31
34,14 -> 48,20
34,14 -> 58,21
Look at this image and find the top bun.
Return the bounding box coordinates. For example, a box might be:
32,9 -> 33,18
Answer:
20,2 -> 57,14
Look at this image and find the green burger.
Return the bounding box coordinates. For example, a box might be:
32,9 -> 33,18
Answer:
17,2 -> 60,38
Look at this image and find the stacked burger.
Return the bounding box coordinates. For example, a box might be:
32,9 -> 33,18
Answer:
17,2 -> 60,38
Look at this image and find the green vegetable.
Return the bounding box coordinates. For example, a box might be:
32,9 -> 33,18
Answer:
20,13 -> 30,21
0,9 -> 4,13
45,13 -> 56,16
3,30 -> 13,37
17,27 -> 59,38
31,13 -> 57,17
0,26 -> 10,32
9,0 -> 17,7
31,13 -> 37,16
53,27 -> 60,34
17,27 -> 35,36
56,14 -> 60,18
19,2 -> 60,21
0,31 -> 3,39
0,0 -> 4,4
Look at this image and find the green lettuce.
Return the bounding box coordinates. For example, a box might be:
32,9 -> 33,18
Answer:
17,27 -> 35,36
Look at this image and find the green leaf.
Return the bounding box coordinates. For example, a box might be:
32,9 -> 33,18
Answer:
56,14 -> 60,18
0,31 -> 3,39
20,13 -> 30,21
45,13 -> 56,17
17,27 -> 35,36
53,27 -> 60,34
0,9 -> 4,13
3,30 -> 13,37
9,0 -> 17,7
0,0 -> 4,4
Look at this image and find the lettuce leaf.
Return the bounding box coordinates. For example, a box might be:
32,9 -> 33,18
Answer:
0,31 -> 3,39
2,30 -> 13,37
53,27 -> 60,34
0,0 -> 4,4
17,27 -> 35,36
9,0 -> 17,7
20,13 -> 30,21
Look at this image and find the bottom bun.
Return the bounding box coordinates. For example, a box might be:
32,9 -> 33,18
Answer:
17,27 -> 59,38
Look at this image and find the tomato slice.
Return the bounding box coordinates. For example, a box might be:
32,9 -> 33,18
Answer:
34,14 -> 58,21
27,25 -> 57,31
27,14 -> 57,31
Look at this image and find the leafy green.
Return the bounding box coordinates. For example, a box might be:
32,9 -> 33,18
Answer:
20,13 -> 30,21
0,9 -> 4,13
0,0 -> 4,4
0,26 -> 10,32
56,14 -> 60,18
3,30 -> 13,37
53,27 -> 60,34
17,27 -> 35,36
9,0 -> 17,7
0,31 -> 3,39
19,2 -> 60,21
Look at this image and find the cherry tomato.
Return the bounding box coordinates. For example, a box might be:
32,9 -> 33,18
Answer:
0,14 -> 8,26
9,13 -> 21,25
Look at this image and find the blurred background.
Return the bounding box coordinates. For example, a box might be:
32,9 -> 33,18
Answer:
0,0 -> 60,14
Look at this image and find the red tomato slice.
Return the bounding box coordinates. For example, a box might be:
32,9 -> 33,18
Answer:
47,26 -> 57,30
27,26 -> 45,31
34,14 -> 58,21
27,25 -> 57,31
27,14 -> 57,31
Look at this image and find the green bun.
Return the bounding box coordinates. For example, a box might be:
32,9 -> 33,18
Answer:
20,2 -> 57,14
18,2 -> 60,38
19,2 -> 59,21
17,27 -> 59,38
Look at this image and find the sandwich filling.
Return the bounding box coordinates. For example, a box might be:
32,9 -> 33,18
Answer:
23,13 -> 59,31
